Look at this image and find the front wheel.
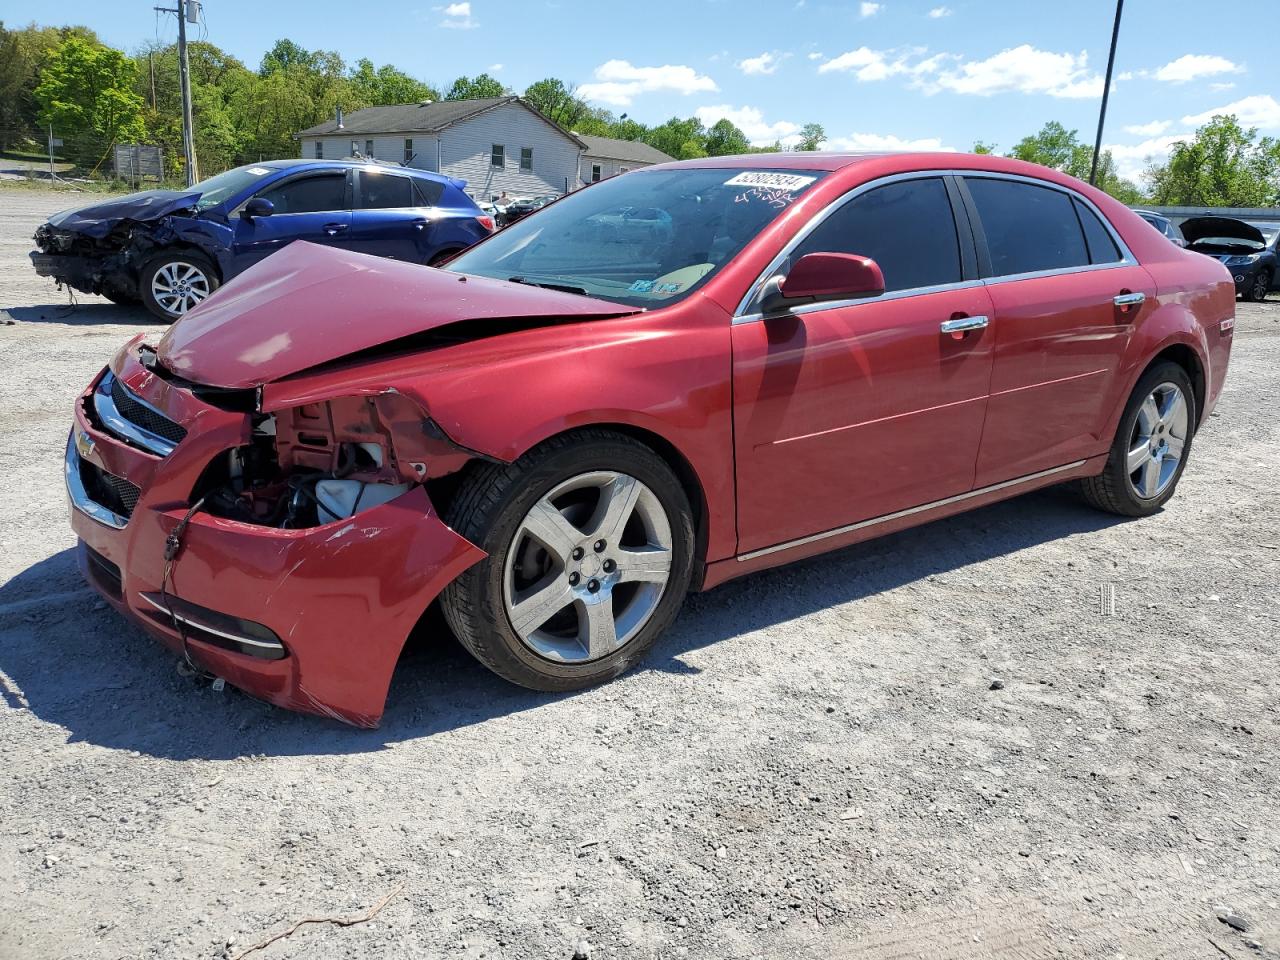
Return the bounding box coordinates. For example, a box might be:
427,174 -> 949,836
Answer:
440,430 -> 695,691
1242,270 -> 1271,302
139,252 -> 219,321
1080,361 -> 1195,516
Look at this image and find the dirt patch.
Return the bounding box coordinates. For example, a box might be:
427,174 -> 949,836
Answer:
2,187 -> 1278,960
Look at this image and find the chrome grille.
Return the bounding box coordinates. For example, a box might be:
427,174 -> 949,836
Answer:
93,372 -> 184,457
110,375 -> 187,445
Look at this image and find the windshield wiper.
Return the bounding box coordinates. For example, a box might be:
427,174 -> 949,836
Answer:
507,276 -> 590,296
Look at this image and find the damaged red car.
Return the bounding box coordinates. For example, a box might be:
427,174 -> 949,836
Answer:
67,154 -> 1236,727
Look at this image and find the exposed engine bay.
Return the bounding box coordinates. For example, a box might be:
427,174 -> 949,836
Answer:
192,393 -> 454,529
32,215 -> 196,300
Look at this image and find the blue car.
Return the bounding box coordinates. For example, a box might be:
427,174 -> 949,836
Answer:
31,159 -> 495,320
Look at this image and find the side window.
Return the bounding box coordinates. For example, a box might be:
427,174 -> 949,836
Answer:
256,173 -> 346,215
491,144 -> 505,168
791,177 -> 962,293
365,139 -> 374,157
520,147 -> 533,173
1073,197 -> 1122,264
591,163 -> 602,183
358,173 -> 414,209
313,141 -> 323,159
403,138 -> 414,164
413,177 -> 444,207
966,177 -> 1089,276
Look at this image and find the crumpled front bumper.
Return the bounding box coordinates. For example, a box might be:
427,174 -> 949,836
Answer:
67,340 -> 485,727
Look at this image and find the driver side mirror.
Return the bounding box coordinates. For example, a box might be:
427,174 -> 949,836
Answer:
758,252 -> 885,316
241,197 -> 274,219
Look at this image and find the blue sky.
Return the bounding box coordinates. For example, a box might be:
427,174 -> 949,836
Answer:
6,0 -> 1277,184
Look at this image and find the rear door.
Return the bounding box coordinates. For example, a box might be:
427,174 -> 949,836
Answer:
229,170 -> 353,273
350,169 -> 442,262
732,175 -> 996,554
960,175 -> 1156,487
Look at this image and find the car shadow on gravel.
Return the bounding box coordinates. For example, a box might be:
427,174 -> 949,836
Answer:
2,303 -> 156,326
0,486 -> 1130,760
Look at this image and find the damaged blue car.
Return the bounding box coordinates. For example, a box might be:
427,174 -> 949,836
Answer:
30,159 -> 495,320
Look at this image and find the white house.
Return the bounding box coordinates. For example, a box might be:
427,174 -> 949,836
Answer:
296,98 -> 673,200
297,97 -> 585,198
577,135 -> 673,184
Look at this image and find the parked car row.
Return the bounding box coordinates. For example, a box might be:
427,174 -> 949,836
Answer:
31,159 -> 496,320
57,152 -> 1235,727
1132,208 -> 1276,301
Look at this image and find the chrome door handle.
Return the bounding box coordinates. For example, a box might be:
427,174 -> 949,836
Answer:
1113,292 -> 1146,307
940,315 -> 989,333
323,223 -> 348,236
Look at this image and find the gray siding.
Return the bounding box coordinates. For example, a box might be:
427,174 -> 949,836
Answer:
298,135 -> 439,171
439,102 -> 581,200
580,154 -> 652,184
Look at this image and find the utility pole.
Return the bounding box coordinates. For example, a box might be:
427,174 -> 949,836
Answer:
1090,0 -> 1123,186
155,0 -> 200,186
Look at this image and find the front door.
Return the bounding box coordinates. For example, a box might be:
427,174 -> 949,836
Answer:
732,176 -> 996,555
229,170 -> 353,276
960,175 -> 1155,487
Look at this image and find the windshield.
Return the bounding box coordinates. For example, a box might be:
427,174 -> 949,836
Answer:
192,164 -> 280,210
446,168 -> 827,307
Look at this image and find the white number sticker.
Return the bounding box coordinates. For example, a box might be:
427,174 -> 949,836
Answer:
723,172 -> 817,192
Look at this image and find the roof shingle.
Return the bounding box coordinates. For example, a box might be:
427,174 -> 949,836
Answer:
576,135 -> 673,165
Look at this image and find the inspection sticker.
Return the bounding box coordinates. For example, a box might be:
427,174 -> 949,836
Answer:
246,166 -> 272,175
723,172 -> 817,192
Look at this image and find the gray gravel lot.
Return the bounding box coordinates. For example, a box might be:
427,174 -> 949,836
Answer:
2,185 -> 1278,960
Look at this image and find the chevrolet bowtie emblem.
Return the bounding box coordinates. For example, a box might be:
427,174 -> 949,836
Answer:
75,430 -> 95,459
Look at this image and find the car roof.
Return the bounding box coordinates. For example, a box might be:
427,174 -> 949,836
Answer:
250,158 -> 453,182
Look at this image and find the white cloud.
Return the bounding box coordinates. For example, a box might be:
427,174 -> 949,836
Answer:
738,52 -> 780,76
1210,82 -> 1236,92
438,1 -> 476,28
1123,119 -> 1171,136
694,104 -> 801,146
1153,54 -> 1242,84
828,132 -> 955,151
818,46 -> 917,81
930,45 -> 1103,98
928,5 -> 951,16
860,2 -> 881,16
1182,94 -> 1280,129
807,52 -> 824,61
578,60 -> 718,107
488,63 -> 504,72
1104,134 -> 1190,181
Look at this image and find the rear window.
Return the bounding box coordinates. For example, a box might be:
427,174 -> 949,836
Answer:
792,177 -> 962,293
358,172 -> 415,209
413,178 -> 444,206
967,177 -> 1089,277
1073,198 -> 1122,264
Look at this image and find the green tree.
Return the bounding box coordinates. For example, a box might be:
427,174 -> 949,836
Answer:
523,78 -> 589,128
1147,115 -> 1280,207
0,22 -> 99,150
644,116 -> 707,160
971,140 -> 996,155
445,73 -> 506,100
349,58 -> 438,106
797,122 -> 826,151
704,118 -> 751,156
1007,120 -> 1143,202
35,35 -> 144,166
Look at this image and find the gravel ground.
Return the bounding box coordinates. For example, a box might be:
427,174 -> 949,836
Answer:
2,185 -> 1278,960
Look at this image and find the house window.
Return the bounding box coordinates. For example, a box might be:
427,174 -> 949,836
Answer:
491,144 -> 505,168
619,166 -> 630,174
314,141 -> 323,159
591,163 -> 602,183
351,140 -> 360,156
365,139 -> 374,157
520,147 -> 533,173
404,138 -> 414,164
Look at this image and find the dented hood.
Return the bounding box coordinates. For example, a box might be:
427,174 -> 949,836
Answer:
157,242 -> 641,388
47,189 -> 203,237
1180,216 -> 1265,247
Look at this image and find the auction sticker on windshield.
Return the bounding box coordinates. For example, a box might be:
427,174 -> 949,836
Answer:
723,172 -> 818,191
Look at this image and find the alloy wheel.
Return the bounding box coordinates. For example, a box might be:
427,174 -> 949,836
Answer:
1126,381 -> 1189,499
150,261 -> 211,316
502,471 -> 673,664
1252,274 -> 1269,301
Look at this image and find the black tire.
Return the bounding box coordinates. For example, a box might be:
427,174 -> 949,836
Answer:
1080,361 -> 1196,517
440,429 -> 695,691
101,288 -> 139,305
1242,269 -> 1270,302
138,251 -> 219,321
427,248 -> 461,267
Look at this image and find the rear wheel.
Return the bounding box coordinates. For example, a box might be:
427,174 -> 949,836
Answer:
1080,361 -> 1195,516
440,430 -> 695,691
139,252 -> 218,321
1243,269 -> 1271,302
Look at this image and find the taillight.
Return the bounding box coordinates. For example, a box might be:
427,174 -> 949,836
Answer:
477,215 -> 495,232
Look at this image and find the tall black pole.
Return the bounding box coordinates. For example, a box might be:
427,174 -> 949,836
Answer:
1090,0 -> 1124,185
176,2 -> 197,186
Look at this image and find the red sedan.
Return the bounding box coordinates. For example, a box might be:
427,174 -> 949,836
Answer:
67,153 -> 1235,727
